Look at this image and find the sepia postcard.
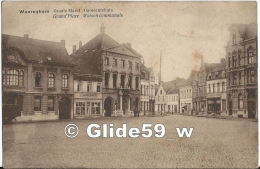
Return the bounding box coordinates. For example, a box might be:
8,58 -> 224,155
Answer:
1,1 -> 258,168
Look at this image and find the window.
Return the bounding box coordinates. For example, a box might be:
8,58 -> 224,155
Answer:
121,60 -> 125,68
250,69 -> 255,83
113,73 -> 117,88
120,74 -> 125,88
18,70 -> 24,86
87,83 -> 92,92
135,77 -> 139,90
238,72 -> 241,84
105,72 -> 109,88
77,82 -> 81,91
208,84 -> 211,93
113,58 -> 117,67
35,72 -> 41,87
129,61 -> 132,70
238,94 -> 243,109
222,82 -> 225,92
128,75 -> 132,89
105,57 -> 109,65
48,96 -> 55,111
48,73 -> 55,88
248,47 -> 254,64
213,84 -> 215,93
62,74 -> 69,88
91,102 -> 101,114
217,83 -> 220,92
97,83 -> 101,92
136,62 -> 139,70
76,102 -> 85,115
238,50 -> 241,65
6,69 -> 18,86
34,96 -> 41,111
228,57 -> 231,68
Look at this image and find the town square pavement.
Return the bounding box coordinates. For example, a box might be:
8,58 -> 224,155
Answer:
3,115 -> 258,168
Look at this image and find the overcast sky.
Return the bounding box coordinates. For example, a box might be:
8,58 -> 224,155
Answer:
2,2 -> 257,81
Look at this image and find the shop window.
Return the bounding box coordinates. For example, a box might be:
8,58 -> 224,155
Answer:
91,102 -> 101,114
34,96 -> 41,111
48,96 -> 55,111
76,102 -> 85,115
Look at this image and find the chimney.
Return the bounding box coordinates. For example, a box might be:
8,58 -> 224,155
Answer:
73,45 -> 76,53
24,34 -> 29,38
60,40 -> 65,47
79,41 -> 82,48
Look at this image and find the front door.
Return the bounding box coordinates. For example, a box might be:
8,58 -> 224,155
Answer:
59,96 -> 71,119
104,97 -> 112,117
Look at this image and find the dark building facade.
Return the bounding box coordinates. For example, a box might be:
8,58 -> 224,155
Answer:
2,34 -> 74,122
71,25 -> 142,117
226,23 -> 257,118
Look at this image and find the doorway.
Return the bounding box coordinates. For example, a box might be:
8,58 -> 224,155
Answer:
104,97 -> 113,117
59,96 -> 71,119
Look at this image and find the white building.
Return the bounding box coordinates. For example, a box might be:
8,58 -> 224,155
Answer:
155,84 -> 167,113
165,88 -> 179,113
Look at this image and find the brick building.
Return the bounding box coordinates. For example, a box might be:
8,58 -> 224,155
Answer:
71,25 -> 142,117
226,23 -> 258,118
2,34 -> 74,122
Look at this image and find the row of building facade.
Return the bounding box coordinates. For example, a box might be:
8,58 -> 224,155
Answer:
2,23 -> 257,122
153,23 -> 257,119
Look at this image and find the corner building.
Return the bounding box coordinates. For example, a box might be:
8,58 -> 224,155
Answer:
226,23 -> 258,118
71,25 -> 142,117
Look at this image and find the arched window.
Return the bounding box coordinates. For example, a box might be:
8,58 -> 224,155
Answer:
48,73 -> 55,88
247,46 -> 254,64
62,74 -> 69,88
238,93 -> 243,109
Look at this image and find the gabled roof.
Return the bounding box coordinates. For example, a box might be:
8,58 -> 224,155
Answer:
72,32 -> 142,58
71,31 -> 142,75
2,34 -> 73,66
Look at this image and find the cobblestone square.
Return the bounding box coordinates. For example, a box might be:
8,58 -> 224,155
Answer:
3,115 -> 258,168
